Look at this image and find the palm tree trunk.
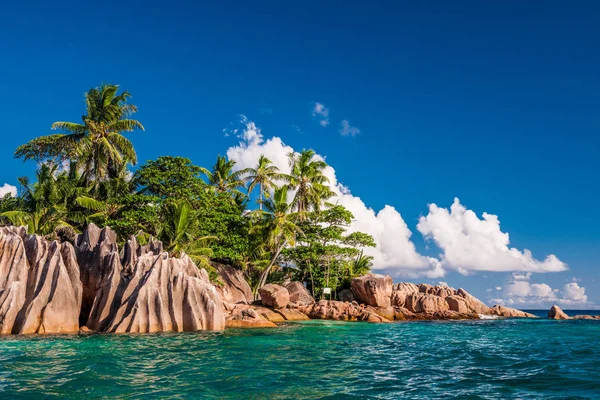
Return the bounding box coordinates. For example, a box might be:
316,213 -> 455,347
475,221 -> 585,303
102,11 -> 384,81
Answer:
308,261 -> 316,298
259,184 -> 263,211
254,242 -> 285,300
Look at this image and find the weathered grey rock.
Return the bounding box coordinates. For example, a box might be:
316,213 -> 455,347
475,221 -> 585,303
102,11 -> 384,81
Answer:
548,305 -> 570,320
258,284 -> 290,309
351,274 -> 393,307
214,262 -> 253,304
285,281 -> 314,305
338,289 -> 355,302
76,224 -> 225,332
492,305 -> 536,318
0,227 -> 82,334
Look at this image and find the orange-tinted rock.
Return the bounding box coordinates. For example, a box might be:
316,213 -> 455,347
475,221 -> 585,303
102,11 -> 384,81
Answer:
446,295 -> 470,314
226,304 -> 278,328
405,293 -> 450,313
275,308 -> 310,321
492,305 -> 536,318
457,288 -> 494,315
298,300 -> 389,322
391,282 -> 419,307
226,319 -> 277,328
351,274 -> 393,307
259,284 -> 290,309
548,305 -> 570,320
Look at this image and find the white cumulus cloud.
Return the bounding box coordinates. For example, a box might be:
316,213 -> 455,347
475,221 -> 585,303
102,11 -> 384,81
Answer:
312,102 -> 329,127
492,278 -> 589,307
0,184 -> 17,198
226,118 -> 443,278
339,120 -> 360,137
417,198 -> 567,274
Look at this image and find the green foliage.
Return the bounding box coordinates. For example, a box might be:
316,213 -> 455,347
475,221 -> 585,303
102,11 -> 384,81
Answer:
133,156 -> 250,263
7,83 -> 376,292
201,155 -> 246,196
16,84 -> 143,184
134,156 -> 207,201
283,205 -> 375,298
287,149 -> 335,219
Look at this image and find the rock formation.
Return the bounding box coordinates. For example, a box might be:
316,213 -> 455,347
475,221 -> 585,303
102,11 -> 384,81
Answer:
405,293 -> 450,313
285,281 -> 314,305
338,289 -> 355,302
76,224 -> 225,332
1,223 -> 541,335
492,305 -> 536,318
548,305 -> 570,320
350,274 -> 393,307
299,300 -> 389,322
258,284 -> 290,309
0,226 -> 82,334
391,282 -> 419,307
214,262 -> 253,304
547,305 -> 599,320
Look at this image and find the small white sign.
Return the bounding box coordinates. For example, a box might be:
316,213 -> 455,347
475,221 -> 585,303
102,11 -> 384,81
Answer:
323,288 -> 331,295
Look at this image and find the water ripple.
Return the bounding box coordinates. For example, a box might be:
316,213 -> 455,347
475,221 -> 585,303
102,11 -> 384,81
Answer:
0,319 -> 599,399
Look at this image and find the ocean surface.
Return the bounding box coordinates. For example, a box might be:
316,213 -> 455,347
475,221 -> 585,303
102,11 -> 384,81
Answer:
1,310 -> 599,399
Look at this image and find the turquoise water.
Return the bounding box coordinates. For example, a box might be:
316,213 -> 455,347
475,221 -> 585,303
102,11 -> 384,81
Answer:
1,315 -> 599,399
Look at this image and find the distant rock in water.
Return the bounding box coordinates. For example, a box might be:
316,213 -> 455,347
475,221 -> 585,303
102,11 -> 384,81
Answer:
0,226 -> 82,334
548,305 -> 570,320
547,305 -> 599,321
492,305 -> 536,318
75,224 -> 225,333
354,276 -> 505,318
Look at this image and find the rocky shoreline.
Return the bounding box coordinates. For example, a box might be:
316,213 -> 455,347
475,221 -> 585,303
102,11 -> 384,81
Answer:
0,224 -> 595,335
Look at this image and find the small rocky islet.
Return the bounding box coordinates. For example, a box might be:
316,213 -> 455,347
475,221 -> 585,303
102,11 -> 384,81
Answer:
0,224 -> 596,335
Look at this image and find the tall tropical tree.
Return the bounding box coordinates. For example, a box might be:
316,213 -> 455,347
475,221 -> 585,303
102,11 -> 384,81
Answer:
15,84 -> 144,184
201,156 -> 246,195
241,155 -> 288,210
0,164 -> 72,235
287,149 -> 334,219
157,200 -> 216,270
251,186 -> 302,294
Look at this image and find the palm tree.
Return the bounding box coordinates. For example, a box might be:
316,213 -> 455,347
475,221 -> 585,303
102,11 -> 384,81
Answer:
15,84 -> 144,184
349,250 -> 374,278
0,164 -> 72,235
251,186 -> 302,294
201,156 -> 246,195
287,149 -> 334,220
240,155 -> 288,210
157,200 -> 215,269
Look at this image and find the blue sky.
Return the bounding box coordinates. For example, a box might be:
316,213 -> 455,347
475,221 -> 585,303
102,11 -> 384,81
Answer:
0,1 -> 598,308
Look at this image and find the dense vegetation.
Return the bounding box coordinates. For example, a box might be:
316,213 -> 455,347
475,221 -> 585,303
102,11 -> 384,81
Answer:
0,84 -> 375,297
